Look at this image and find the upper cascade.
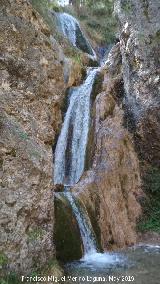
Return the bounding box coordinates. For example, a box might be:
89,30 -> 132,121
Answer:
54,68 -> 98,186
55,12 -> 96,58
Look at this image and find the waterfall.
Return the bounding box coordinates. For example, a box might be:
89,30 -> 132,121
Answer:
54,68 -> 98,186
55,12 -> 96,58
53,9 -> 101,258
64,192 -> 97,255
54,67 -> 99,256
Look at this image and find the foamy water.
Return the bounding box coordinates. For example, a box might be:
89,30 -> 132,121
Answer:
81,251 -> 125,267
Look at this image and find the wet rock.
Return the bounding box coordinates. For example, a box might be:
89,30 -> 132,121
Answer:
54,184 -> 64,192
72,45 -> 142,249
54,193 -> 83,262
138,231 -> 160,245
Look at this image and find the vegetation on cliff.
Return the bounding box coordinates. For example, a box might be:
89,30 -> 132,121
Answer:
30,0 -> 117,55
138,167 -> 160,233
63,0 -> 117,46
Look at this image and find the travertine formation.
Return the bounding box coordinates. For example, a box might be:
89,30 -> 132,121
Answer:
72,44 -> 142,249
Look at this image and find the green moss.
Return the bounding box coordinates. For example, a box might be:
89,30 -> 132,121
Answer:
41,258 -> 63,277
144,167 -> 160,194
28,258 -> 63,279
30,150 -> 41,159
18,131 -> 29,140
141,0 -> 149,20
0,256 -> 62,284
0,158 -> 3,169
0,259 -> 21,284
75,25 -> 95,56
27,228 -> 44,242
13,125 -> 29,141
137,166 -> 160,233
0,252 -> 8,267
48,2 -> 62,12
10,149 -> 16,157
81,16 -> 116,46
121,1 -> 133,13
138,215 -> 160,233
155,30 -> 160,41
151,30 -> 160,45
92,72 -> 104,101
138,33 -> 146,43
0,273 -> 21,284
30,0 -> 58,34
54,194 -> 82,262
71,53 -> 83,67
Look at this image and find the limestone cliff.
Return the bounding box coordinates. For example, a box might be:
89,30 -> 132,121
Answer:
0,0 -> 66,274
0,0 -> 159,276
71,0 -> 160,251
72,44 -> 142,249
114,0 -> 160,166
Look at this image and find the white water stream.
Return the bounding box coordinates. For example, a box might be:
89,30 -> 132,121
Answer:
54,13 -> 122,264
54,68 -> 98,186
53,9 -> 159,280
65,192 -> 97,255
55,12 -> 96,58
54,67 -> 100,257
54,66 -> 123,264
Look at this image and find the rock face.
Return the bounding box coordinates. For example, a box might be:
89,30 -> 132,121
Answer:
114,0 -> 160,166
54,193 -> 83,262
72,44 -> 142,249
1,0 -> 158,273
0,0 -> 66,274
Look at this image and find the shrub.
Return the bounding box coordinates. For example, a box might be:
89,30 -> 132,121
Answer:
137,166 -> 160,233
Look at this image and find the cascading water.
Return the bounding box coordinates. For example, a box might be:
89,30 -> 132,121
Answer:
54,68 -> 98,186
55,12 -> 96,58
52,7 -> 160,282
54,61 -> 123,264
54,13 -> 124,266
54,67 -> 99,257
56,13 -> 78,47
65,192 -> 97,255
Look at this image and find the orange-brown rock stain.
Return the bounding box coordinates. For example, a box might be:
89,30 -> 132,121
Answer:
72,44 -> 143,250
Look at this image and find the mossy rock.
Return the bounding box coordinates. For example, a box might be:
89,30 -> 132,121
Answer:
75,24 -> 95,56
54,193 -> 83,262
137,166 -> 160,233
0,272 -> 21,284
0,252 -> 8,268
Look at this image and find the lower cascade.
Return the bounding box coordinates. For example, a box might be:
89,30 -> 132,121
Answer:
64,191 -> 97,256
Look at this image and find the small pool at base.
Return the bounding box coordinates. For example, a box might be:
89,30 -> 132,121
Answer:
64,245 -> 160,284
